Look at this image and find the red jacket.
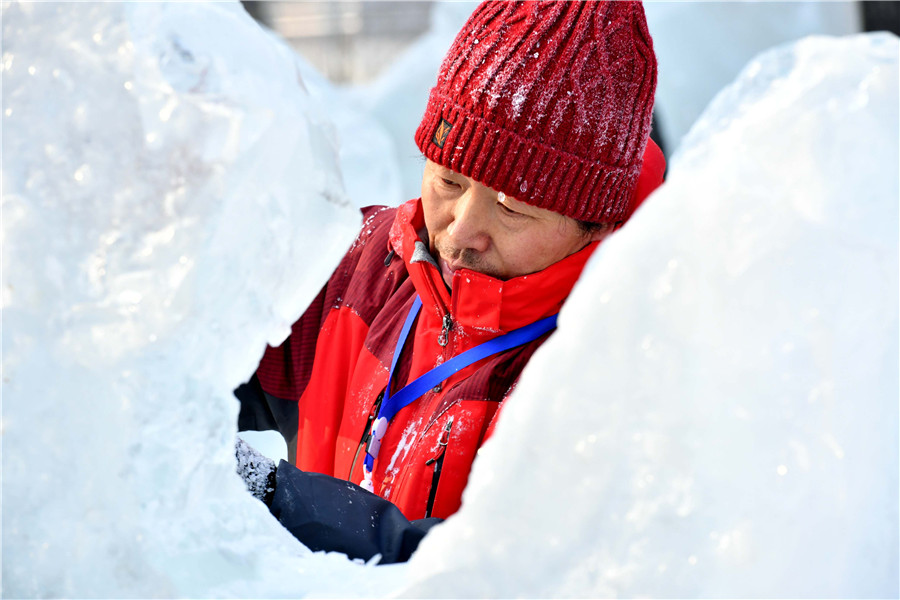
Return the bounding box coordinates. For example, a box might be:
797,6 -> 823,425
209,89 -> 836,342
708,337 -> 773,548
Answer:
246,198 -> 597,520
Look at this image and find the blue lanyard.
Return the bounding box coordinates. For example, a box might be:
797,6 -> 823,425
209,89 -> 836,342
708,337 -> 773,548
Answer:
363,295 -> 558,472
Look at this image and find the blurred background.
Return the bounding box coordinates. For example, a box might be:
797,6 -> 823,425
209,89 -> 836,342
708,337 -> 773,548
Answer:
242,1 -> 898,87
243,1 -> 433,84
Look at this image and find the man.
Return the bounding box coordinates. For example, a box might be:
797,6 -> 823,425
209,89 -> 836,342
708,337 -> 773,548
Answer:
235,0 -> 665,563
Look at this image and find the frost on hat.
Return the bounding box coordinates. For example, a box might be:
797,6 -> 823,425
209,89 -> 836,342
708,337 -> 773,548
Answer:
415,0 -> 657,224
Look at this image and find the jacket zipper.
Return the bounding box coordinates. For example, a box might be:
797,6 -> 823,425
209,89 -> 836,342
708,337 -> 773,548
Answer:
415,258 -> 454,350
437,312 -> 453,347
424,416 -> 454,518
348,389 -> 384,481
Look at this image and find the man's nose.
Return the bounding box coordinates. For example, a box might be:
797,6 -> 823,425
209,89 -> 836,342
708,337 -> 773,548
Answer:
446,190 -> 492,253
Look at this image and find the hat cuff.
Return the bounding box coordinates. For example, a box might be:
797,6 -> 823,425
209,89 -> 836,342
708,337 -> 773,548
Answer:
415,90 -> 642,224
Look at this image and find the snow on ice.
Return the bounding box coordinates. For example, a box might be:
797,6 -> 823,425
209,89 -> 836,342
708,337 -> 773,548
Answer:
3,1 -> 898,598
403,32 -> 899,598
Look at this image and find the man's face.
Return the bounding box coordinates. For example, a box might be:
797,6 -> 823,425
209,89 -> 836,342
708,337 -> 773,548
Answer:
421,160 -> 609,289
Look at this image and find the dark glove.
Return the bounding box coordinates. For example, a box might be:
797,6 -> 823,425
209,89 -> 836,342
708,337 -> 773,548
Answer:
269,461 -> 442,564
234,437 -> 277,506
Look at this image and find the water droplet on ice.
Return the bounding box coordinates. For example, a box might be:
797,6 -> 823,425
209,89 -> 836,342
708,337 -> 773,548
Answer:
73,164 -> 90,182
159,99 -> 176,122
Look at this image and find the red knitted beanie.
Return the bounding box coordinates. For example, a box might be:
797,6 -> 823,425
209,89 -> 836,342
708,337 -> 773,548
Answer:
415,0 -> 657,224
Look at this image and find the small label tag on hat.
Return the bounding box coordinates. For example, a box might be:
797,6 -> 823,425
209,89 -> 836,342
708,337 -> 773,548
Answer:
432,118 -> 453,148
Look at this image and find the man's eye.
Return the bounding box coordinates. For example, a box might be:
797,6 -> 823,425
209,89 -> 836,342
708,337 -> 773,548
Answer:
498,201 -> 523,217
440,177 -> 459,187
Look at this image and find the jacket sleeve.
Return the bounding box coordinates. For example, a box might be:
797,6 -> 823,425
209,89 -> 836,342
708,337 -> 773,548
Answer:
234,205 -> 395,463
234,373 -> 303,453
269,460 -> 442,564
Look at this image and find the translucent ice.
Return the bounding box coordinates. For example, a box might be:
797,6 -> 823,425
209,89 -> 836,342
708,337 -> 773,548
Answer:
403,33 -> 899,598
1,2 -> 382,597
290,52 -> 403,211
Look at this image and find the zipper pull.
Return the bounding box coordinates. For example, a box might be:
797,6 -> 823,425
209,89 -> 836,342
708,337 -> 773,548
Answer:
438,313 -> 453,347
365,388 -> 389,459
425,417 -> 454,465
349,389 -> 385,481
360,390 -> 384,446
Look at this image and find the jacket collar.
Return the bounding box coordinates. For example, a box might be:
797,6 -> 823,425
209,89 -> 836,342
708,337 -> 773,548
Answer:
389,199 -> 597,333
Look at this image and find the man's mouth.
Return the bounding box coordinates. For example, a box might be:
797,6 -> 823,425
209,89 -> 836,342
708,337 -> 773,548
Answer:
435,242 -> 497,287
438,256 -> 457,288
